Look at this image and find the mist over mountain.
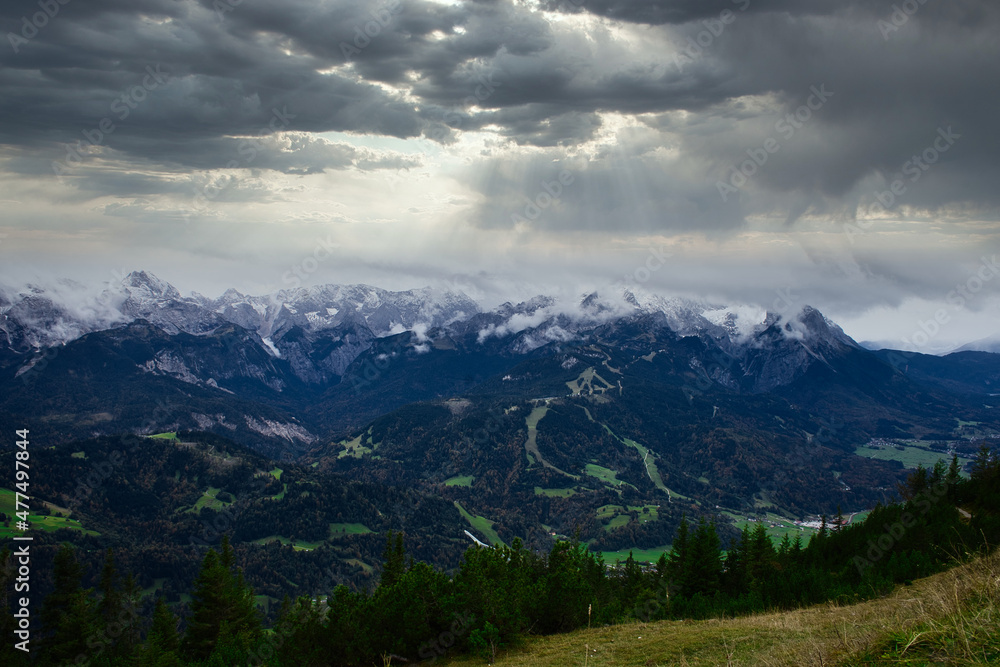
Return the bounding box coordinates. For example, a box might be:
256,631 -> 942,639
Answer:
1,271 -> 996,481
1,270 -> 860,372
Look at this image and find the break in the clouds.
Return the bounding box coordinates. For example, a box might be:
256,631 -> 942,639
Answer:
0,0 -> 998,351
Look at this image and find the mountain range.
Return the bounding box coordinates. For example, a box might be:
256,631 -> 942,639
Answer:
1,271 -> 999,574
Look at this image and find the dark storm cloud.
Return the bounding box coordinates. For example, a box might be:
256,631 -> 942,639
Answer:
542,0 -> 990,26
0,0 -> 435,161
1,0 -> 998,231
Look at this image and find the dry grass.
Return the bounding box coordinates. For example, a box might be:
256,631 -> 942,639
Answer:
439,551 -> 1000,666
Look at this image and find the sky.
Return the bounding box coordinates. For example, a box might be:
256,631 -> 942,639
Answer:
0,0 -> 998,353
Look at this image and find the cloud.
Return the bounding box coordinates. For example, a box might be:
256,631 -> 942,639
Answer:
2,0 -> 999,224
1,0 -> 999,349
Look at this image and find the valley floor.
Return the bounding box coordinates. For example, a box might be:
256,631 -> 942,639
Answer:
440,551 -> 1000,666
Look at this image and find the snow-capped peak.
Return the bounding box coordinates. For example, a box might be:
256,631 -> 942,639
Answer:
122,270 -> 181,301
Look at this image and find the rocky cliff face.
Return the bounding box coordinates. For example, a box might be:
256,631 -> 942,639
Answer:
1,272 -> 862,395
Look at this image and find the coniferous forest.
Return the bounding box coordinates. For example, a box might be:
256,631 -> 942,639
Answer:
1,448 -> 998,666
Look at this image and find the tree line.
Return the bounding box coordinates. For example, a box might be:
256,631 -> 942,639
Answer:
2,447 -> 998,666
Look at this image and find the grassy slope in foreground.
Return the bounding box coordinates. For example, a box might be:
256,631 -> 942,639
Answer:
441,551 -> 1000,666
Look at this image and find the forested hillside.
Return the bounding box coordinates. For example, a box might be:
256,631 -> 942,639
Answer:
2,446 -> 997,666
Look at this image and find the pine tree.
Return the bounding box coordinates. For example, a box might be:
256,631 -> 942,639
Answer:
271,595 -> 328,667
183,536 -> 260,661
945,454 -> 962,503
117,573 -> 143,656
666,516 -> 690,596
686,518 -> 723,598
39,545 -> 96,664
653,551 -> 669,592
380,530 -> 407,589
901,465 -> 930,499
971,444 -> 996,481
98,548 -> 122,625
778,533 -> 791,557
94,547 -> 132,659
141,598 -> 182,667
743,524 -> 777,594
621,551 -> 644,603
723,526 -> 750,595
930,459 -> 947,488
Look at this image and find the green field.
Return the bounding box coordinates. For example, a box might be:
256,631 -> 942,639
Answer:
71,451 -> 87,459
523,405 -> 548,467
565,367 -> 614,396
595,421 -> 692,501
599,544 -> 672,565
185,486 -> 232,513
438,554 -> 1000,667
0,488 -> 99,538
337,433 -> 373,459
849,510 -> 870,524
250,535 -> 324,551
254,595 -> 280,616
621,436 -> 691,500
329,523 -> 372,538
269,467 -> 283,480
597,504 -> 660,531
584,463 -> 634,489
148,432 -> 179,441
344,558 -> 374,574
444,475 -> 475,487
523,406 -> 579,479
723,510 -> 816,545
596,504 -> 622,520
855,441 -> 970,472
454,501 -> 505,546
534,487 -> 577,497
141,577 -> 168,599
